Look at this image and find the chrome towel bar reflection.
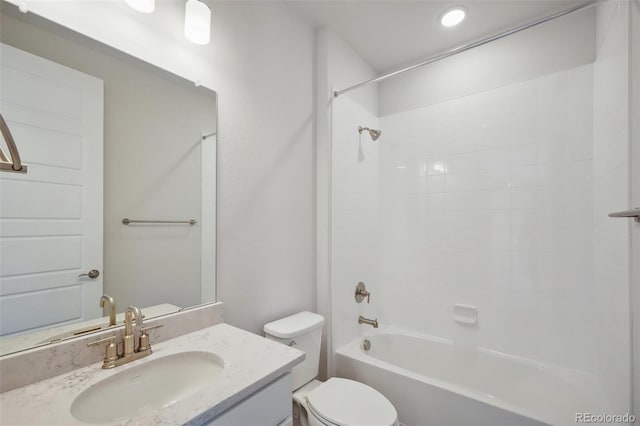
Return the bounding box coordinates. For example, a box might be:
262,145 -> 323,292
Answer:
122,218 -> 197,225
608,208 -> 640,223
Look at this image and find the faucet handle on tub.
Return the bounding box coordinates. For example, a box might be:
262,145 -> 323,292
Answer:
355,282 -> 370,303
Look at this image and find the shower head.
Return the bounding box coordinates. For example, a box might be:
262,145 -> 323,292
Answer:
369,129 -> 382,141
358,126 -> 382,141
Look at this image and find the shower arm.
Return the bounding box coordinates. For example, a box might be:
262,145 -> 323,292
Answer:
358,126 -> 382,141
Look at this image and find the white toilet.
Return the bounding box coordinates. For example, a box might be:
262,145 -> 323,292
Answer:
264,312 -> 398,426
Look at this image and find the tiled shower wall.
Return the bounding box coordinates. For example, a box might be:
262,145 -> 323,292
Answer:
331,95 -> 381,351
377,64 -> 598,372
592,0 -> 631,413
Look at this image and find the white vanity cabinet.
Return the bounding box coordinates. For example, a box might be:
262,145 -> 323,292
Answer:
201,373 -> 292,426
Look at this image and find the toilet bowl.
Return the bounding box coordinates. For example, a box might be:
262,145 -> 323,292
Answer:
264,312 -> 398,426
295,378 -> 398,426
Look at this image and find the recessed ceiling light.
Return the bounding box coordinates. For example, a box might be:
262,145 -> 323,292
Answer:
440,7 -> 466,27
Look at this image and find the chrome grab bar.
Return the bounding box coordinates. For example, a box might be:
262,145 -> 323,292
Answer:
608,208 -> 640,223
0,113 -> 28,174
122,218 -> 197,225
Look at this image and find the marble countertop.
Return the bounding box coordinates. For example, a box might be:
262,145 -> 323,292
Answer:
0,323 -> 305,425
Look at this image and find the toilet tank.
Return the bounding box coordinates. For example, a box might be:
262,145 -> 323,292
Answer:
264,311 -> 324,390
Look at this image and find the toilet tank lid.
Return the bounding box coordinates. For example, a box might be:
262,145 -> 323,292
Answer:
264,312 -> 324,338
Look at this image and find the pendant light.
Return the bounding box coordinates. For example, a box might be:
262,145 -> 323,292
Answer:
184,0 -> 211,45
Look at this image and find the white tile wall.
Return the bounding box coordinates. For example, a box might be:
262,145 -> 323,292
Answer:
630,0 -> 640,418
331,95 -> 380,350
376,64 -> 598,372
329,5 -> 631,415
592,0 -> 631,414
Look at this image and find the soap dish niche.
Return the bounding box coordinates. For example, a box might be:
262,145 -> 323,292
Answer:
453,304 -> 478,325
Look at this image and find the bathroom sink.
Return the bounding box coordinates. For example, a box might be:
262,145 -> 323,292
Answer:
70,351 -> 224,424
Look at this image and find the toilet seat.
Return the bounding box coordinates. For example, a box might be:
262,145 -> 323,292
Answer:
306,378 -> 398,426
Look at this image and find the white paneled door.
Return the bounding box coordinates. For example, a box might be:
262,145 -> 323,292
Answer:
0,43 -> 103,336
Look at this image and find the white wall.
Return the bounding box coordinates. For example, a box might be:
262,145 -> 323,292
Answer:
10,1 -> 317,334
331,93 -> 380,349
378,7 -> 595,116
592,0 -> 632,414
631,0 -> 640,417
316,28 -> 378,377
212,2 -> 315,334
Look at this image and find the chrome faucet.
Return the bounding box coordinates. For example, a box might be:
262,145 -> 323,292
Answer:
358,316 -> 379,328
88,305 -> 163,369
99,294 -> 116,327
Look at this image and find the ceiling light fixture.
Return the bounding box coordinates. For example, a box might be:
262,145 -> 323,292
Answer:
440,7 -> 466,27
125,0 -> 155,14
185,0 -> 211,45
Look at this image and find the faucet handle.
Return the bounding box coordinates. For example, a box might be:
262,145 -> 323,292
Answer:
139,324 -> 163,352
87,335 -> 117,347
355,282 -> 371,303
88,335 -> 118,368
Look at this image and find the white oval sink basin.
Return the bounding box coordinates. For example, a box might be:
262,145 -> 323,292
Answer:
71,351 -> 224,424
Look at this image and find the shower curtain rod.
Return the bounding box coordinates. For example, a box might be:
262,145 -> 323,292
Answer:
333,1 -> 598,98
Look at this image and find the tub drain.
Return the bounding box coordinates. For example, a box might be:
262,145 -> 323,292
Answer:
363,339 -> 371,351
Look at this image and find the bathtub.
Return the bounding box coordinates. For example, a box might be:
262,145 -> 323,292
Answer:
335,328 -> 610,426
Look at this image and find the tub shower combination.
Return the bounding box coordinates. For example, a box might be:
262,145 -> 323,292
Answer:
328,2 -> 634,422
335,329 -> 608,426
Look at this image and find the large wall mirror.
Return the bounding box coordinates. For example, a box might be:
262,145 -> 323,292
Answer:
0,3 -> 217,355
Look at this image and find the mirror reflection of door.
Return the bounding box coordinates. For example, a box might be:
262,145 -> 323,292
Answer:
0,5 -> 217,355
0,43 -> 104,336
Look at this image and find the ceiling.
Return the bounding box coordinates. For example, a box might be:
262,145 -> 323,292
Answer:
287,0 -> 591,73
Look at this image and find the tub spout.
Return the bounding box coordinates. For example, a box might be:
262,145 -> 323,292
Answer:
359,316 -> 378,328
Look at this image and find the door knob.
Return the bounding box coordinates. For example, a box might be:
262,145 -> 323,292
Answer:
79,269 -> 100,279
